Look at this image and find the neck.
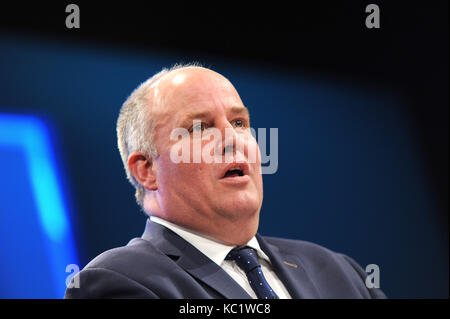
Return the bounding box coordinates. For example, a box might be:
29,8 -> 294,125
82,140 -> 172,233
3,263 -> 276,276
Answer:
144,196 -> 260,245
149,212 -> 260,246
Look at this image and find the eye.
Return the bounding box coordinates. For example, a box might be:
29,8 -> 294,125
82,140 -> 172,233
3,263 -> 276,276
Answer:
190,122 -> 207,133
232,119 -> 246,128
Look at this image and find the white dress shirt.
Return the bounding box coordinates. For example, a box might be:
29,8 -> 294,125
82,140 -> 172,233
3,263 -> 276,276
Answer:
150,216 -> 292,299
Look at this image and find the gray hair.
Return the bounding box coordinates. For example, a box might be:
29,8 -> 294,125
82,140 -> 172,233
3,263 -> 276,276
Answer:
117,62 -> 203,210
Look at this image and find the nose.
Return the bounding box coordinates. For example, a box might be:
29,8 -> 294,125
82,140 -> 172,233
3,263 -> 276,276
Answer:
223,143 -> 234,155
217,120 -> 237,156
216,121 -> 248,163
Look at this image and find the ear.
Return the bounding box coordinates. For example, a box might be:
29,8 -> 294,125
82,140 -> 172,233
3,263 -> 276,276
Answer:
127,151 -> 158,191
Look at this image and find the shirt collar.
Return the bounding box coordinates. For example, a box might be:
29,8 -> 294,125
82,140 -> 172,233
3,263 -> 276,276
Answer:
150,216 -> 271,266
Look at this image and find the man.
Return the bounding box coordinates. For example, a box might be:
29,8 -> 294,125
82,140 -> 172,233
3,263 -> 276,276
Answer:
65,64 -> 386,299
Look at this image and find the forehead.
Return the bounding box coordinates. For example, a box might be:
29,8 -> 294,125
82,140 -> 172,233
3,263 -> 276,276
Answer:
151,67 -> 244,117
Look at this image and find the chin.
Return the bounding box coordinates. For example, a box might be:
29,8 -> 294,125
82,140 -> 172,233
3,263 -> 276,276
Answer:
220,193 -> 261,219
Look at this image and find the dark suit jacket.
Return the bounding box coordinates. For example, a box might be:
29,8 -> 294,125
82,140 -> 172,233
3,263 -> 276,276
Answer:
65,219 -> 386,299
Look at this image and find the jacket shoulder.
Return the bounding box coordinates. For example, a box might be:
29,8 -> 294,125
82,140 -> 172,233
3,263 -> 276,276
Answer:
83,238 -> 158,271
261,235 -> 387,298
66,238 -> 163,298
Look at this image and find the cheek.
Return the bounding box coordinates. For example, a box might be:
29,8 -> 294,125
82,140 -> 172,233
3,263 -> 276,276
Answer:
245,134 -> 262,165
181,163 -> 210,183
253,166 -> 263,190
158,152 -> 212,188
249,141 -> 263,192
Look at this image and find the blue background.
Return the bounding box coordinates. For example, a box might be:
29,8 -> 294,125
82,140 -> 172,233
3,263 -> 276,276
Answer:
0,31 -> 447,298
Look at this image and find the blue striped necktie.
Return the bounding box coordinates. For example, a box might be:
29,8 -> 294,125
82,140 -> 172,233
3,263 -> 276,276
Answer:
226,246 -> 279,299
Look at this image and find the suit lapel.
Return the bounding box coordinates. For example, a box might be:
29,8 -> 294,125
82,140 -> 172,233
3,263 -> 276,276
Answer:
175,246 -> 252,299
256,234 -> 321,299
141,219 -> 252,299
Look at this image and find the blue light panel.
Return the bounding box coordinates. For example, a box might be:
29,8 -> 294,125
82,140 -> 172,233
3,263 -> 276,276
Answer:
0,113 -> 78,298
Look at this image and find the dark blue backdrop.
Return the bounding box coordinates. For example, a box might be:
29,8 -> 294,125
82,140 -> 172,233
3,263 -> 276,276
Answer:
0,32 -> 447,298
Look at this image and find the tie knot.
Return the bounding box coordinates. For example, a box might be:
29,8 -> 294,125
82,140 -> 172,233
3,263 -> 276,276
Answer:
226,247 -> 260,274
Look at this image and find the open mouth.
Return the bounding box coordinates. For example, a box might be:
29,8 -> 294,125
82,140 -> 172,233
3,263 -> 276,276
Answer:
221,163 -> 249,180
223,168 -> 244,178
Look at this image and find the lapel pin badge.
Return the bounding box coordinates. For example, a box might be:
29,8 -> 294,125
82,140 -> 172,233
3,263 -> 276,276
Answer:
283,261 -> 298,268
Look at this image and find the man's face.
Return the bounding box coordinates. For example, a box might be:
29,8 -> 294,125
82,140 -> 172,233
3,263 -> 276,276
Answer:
149,68 -> 263,236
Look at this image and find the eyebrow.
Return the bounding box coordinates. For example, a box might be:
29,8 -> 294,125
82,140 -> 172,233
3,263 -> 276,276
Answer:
228,106 -> 250,118
178,106 -> 250,128
178,111 -> 211,128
